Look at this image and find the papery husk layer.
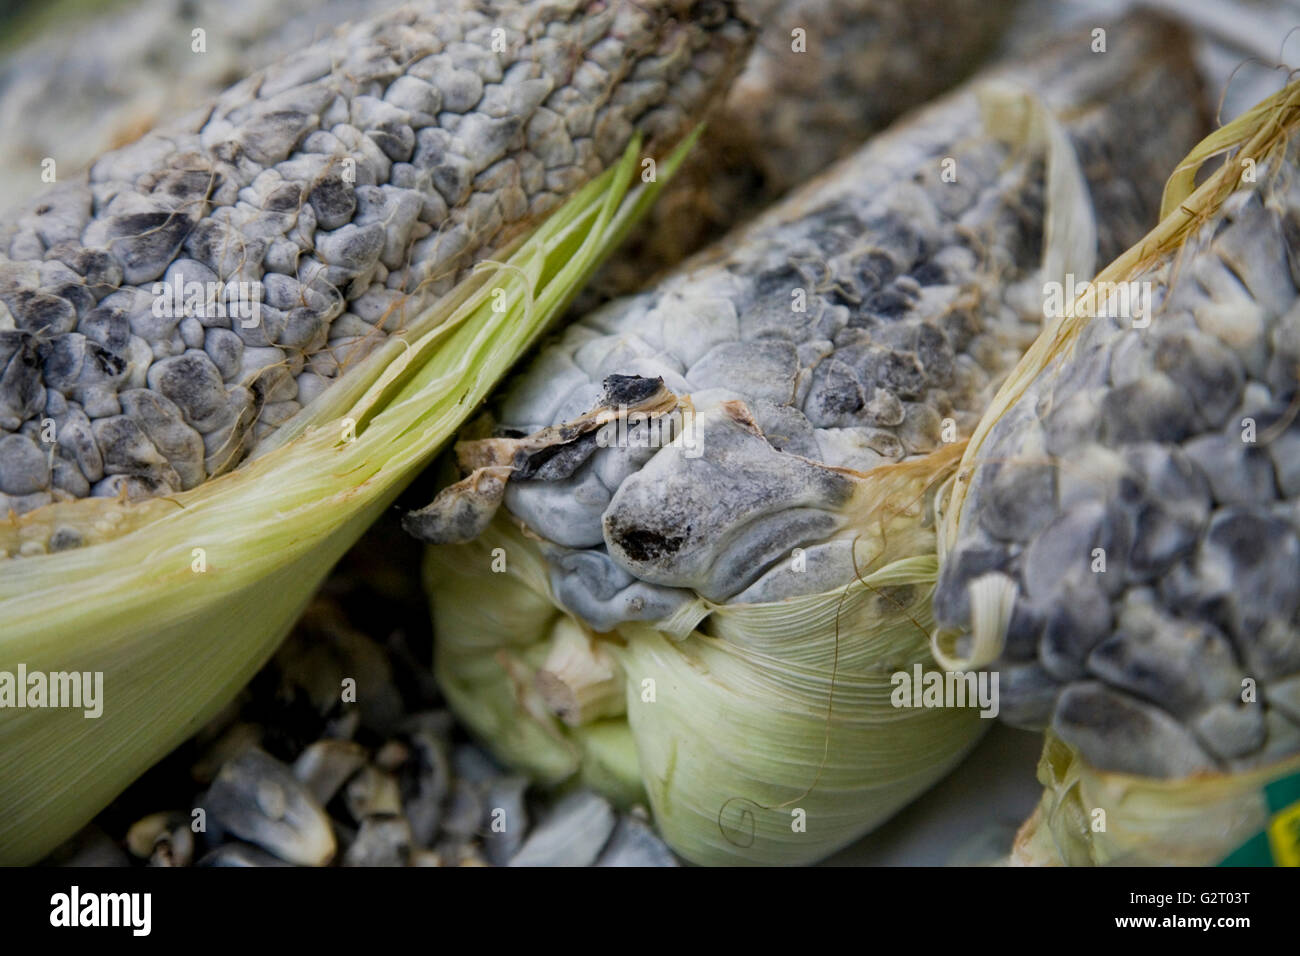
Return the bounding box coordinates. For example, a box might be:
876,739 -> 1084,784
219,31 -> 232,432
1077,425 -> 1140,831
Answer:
427,442 -> 989,865
936,81 -> 1300,865
1012,733 -> 1300,866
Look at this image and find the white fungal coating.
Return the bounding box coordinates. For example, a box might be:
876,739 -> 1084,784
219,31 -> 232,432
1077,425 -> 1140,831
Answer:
420,17 -> 1206,632
934,140 -> 1300,777
0,0 -> 752,511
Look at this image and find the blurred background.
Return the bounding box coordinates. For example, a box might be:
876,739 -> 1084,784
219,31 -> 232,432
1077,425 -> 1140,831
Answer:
3,0 -> 1299,215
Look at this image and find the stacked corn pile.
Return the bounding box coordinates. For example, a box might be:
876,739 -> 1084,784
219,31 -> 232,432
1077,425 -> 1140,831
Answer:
19,0 -> 1025,869
10,0 -> 1300,869
410,15 -> 1209,864
933,81 -> 1300,866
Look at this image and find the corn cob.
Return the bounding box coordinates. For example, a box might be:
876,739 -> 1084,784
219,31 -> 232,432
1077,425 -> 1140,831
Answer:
410,15 -> 1209,865
0,0 -> 749,515
0,0 -> 751,865
933,81 -> 1300,865
584,0 -> 1019,301
634,0 -> 1300,313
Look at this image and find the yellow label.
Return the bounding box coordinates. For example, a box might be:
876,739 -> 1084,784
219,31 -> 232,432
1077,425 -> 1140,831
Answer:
1266,801 -> 1300,867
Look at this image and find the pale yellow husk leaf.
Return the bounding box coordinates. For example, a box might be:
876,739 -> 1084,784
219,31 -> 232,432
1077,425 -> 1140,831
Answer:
1012,734 -> 1300,866
935,81 -> 1300,864
0,135 -> 694,865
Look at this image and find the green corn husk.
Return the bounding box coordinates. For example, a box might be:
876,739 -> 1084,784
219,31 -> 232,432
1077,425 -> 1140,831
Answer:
425,447 -> 982,865
1012,734 -> 1300,866
936,81 -> 1300,866
0,136 -> 693,865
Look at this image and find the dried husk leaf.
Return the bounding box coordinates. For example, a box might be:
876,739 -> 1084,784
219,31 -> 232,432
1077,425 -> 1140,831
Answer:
1012,733 -> 1300,866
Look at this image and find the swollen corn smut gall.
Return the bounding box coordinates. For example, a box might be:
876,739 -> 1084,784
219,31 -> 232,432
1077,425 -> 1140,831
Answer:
0,0 -> 751,515
934,136 -> 1300,780
420,15 -> 1205,625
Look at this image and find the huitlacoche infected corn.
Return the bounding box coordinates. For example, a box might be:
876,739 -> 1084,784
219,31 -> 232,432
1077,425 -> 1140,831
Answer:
934,103 -> 1300,782
0,0 -> 750,517
586,0 -> 1018,301
602,0 -> 1300,306
932,81 -> 1300,866
420,16 -> 1204,615
409,16 -> 1208,865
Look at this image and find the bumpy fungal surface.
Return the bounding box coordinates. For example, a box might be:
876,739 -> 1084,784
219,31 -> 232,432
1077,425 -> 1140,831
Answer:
934,141 -> 1300,777
422,17 -> 1206,632
0,0 -> 751,514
